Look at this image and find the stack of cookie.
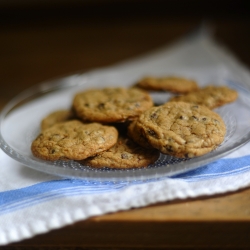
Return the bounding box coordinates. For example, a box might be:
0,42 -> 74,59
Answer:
31,76 -> 238,169
31,87 -> 160,169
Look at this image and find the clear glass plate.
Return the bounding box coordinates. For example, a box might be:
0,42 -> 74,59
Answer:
1,72 -> 250,182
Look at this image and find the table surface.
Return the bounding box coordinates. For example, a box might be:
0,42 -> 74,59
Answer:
1,1 -> 250,249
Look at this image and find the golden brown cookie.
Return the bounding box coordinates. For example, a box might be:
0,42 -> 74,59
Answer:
136,76 -> 198,93
169,85 -> 238,109
80,136 -> 160,169
31,120 -> 118,161
41,109 -> 75,131
72,87 -> 153,123
133,102 -> 226,158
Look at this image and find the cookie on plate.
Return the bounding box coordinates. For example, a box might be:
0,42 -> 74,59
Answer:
41,109 -> 75,131
72,87 -> 153,123
80,136 -> 160,169
133,102 -> 226,158
135,76 -> 199,93
169,85 -> 238,109
31,120 -> 118,161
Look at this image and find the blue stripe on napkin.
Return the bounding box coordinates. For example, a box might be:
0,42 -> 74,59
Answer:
0,180 -> 127,215
172,155 -> 250,181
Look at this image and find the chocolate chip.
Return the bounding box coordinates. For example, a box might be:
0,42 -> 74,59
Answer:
98,103 -> 105,109
150,113 -> 158,119
147,129 -> 157,137
121,153 -> 128,159
166,145 -> 173,152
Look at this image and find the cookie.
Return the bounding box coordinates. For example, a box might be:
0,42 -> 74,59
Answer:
41,109 -> 75,131
31,120 -> 118,161
169,85 -> 238,109
80,136 -> 160,169
133,102 -> 226,158
72,87 -> 153,123
136,76 -> 198,93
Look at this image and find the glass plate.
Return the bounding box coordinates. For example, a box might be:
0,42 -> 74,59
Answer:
1,72 -> 250,182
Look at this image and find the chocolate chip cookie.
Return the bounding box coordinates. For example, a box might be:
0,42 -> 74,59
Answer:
72,87 -> 153,123
31,120 -> 118,161
136,76 -> 199,93
131,102 -> 226,158
169,85 -> 238,109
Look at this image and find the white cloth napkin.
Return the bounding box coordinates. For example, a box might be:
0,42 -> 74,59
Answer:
1,27 -> 250,245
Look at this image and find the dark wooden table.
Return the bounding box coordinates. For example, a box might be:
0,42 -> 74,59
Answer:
1,1 -> 250,249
